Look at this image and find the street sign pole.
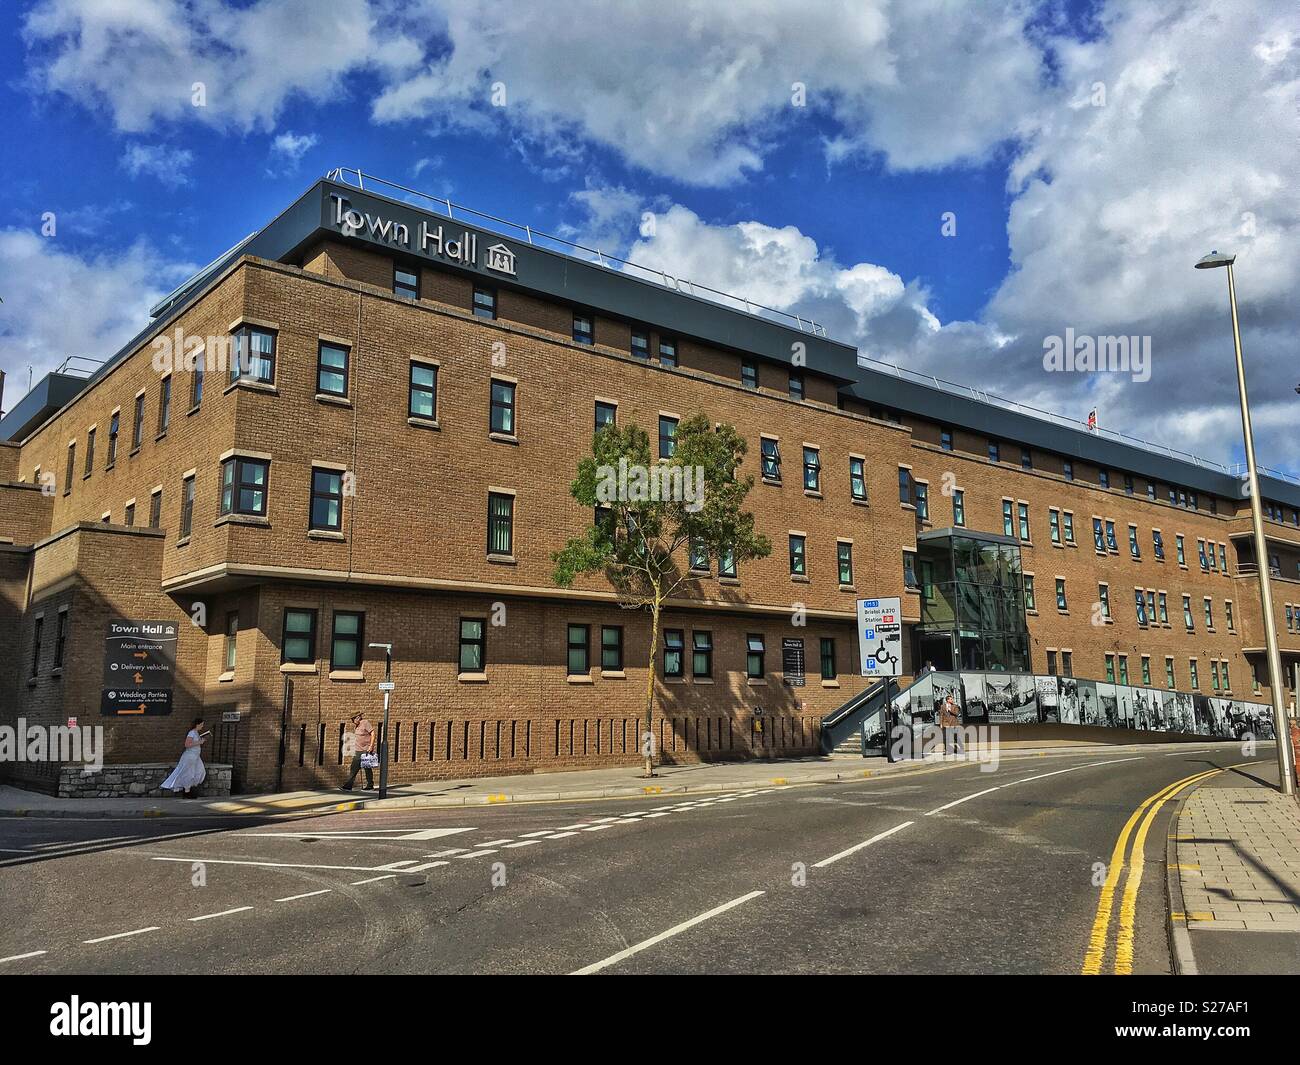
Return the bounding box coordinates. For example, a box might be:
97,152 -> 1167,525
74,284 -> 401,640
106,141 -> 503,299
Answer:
370,643 -> 394,799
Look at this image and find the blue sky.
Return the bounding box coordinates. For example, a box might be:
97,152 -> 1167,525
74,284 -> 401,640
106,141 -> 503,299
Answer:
1,0 -> 1296,476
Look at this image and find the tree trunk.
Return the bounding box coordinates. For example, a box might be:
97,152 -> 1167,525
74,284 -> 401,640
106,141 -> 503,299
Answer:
643,594 -> 661,777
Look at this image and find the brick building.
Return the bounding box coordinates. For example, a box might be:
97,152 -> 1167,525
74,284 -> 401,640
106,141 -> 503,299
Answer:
2,173 -> 1298,793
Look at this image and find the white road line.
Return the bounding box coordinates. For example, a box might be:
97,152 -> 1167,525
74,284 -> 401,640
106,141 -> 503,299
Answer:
812,822 -> 914,868
456,849 -> 498,859
571,891 -> 766,975
375,860 -> 422,870
188,906 -> 253,922
479,839 -> 514,846
519,830 -> 555,838
556,824 -> 590,830
0,950 -> 47,963
545,831 -> 579,839
150,856 -> 419,873
404,861 -> 450,872
274,889 -> 332,903
581,825 -> 614,832
423,848 -> 467,857
643,813 -> 671,819
503,840 -> 540,848
84,927 -> 160,945
350,875 -> 396,886
923,757 -> 1142,816
591,817 -> 621,823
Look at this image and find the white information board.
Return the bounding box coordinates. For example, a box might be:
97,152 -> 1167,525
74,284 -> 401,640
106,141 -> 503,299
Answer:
857,597 -> 903,678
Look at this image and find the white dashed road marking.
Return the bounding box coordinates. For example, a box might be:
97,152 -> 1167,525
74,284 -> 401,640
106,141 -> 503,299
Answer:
0,950 -> 47,963
274,890 -> 332,903
189,906 -> 253,922
813,822 -> 913,868
84,927 -> 160,945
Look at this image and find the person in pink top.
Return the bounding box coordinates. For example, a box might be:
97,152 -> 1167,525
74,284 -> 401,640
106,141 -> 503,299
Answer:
342,711 -> 376,791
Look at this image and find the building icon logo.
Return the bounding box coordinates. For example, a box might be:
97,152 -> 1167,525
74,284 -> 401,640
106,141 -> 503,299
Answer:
485,242 -> 517,276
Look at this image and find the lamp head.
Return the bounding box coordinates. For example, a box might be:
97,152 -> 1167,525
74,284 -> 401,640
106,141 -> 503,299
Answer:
1195,250 -> 1236,270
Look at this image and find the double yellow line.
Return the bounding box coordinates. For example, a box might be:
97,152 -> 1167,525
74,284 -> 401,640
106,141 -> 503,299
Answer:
1081,764 -> 1242,975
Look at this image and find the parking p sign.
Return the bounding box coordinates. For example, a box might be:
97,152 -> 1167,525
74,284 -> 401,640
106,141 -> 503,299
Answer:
857,597 -> 902,678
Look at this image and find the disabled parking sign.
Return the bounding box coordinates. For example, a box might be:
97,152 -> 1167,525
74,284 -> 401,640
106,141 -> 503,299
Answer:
857,597 -> 902,678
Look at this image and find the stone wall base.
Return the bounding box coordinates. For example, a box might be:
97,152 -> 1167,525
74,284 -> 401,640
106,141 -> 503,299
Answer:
56,763 -> 232,798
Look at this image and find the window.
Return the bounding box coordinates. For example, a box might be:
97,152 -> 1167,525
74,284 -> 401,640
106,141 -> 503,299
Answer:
1105,521 -> 1117,551
1147,482 -> 1156,501
487,492 -> 514,556
663,629 -> 684,678
1218,543 -> 1227,572
789,534 -> 806,577
230,325 -> 275,384
1004,500 -> 1015,537
630,329 -> 649,360
331,611 -> 364,670
601,626 -> 623,671
179,475 -> 195,538
1098,583 -> 1110,619
224,612 -> 238,672
904,551 -> 919,590
1093,517 -> 1105,552
1134,588 -> 1147,625
53,611 -> 67,670
490,379 -> 516,435
281,609 -> 317,664
692,631 -> 713,678
1063,460 -> 1074,481
84,428 -> 95,476
1165,657 -> 1176,689
459,618 -> 486,672
191,353 -> 205,409
1118,655 -> 1129,686
689,538 -> 709,572
850,457 -> 867,501
1056,578 -> 1067,611
1129,525 -> 1140,558
1183,594 -> 1194,630
837,541 -> 853,585
132,392 -> 145,449
595,401 -> 617,431
1203,598 -> 1213,628
317,341 -> 349,397
124,502 -> 135,527
1153,530 -> 1164,560
1047,650 -> 1057,675
1017,502 -> 1029,540
409,361 -> 438,420
220,457 -> 269,517
158,377 -> 171,434
988,439 -> 1000,462
310,468 -> 343,531
915,482 -> 929,521
952,489 -> 965,526
1105,654 -> 1115,683
1210,660 -> 1221,692
149,489 -> 162,529
1222,661 -> 1231,691
658,337 -> 677,367
1158,592 -> 1168,624
1024,574 -> 1036,611
1099,469 -> 1110,489
1226,600 -> 1235,631
718,544 -> 737,579
820,637 -> 837,680
761,437 -> 781,481
1189,659 -> 1199,690
898,467 -> 912,505
746,634 -> 765,679
573,314 -> 594,345
658,415 -> 678,459
1049,509 -> 1061,544
567,623 -> 590,675
1021,447 -> 1032,470
940,427 -> 953,451
741,360 -> 758,389
1124,474 -> 1134,495
788,372 -> 804,400
472,285 -> 496,319
1146,589 -> 1156,625
1062,650 -> 1073,677
919,559 -> 934,602
1141,656 -> 1151,685
31,616 -> 43,677
1176,535 -> 1186,565
1063,511 -> 1075,544
394,265 -> 419,300
1197,539 -> 1209,570
803,447 -> 821,492
107,411 -> 119,466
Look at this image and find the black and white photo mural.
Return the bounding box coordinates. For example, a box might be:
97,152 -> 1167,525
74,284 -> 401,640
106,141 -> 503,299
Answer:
1036,676 -> 1060,723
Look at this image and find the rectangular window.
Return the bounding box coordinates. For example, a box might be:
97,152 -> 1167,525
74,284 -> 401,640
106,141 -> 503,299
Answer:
595,401 -> 617,431
803,447 -> 821,492
1118,655 -> 1129,686
1153,530 -> 1164,560
317,341 -> 349,397
789,534 -> 806,577
1056,578 -> 1067,611
1024,574 -> 1036,611
692,631 -> 713,678
1189,659 -> 1199,690
1063,460 -> 1074,481
988,440 -> 1000,462
1062,651 -> 1073,677
394,265 -> 419,300
1063,511 -> 1075,543
1176,535 -> 1186,565
746,634 -> 765,679
1197,539 -> 1209,570
567,623 -> 590,675
952,489 -> 965,526
310,468 -> 343,531
1204,598 -> 1213,628
132,392 -> 145,449
1158,592 -> 1168,624
1210,660 -> 1221,692
904,551 -> 919,590
940,427 -> 953,451
472,285 -> 496,319
84,428 -> 95,476
658,415 -> 678,459
573,314 -> 594,345
898,467 -> 912,505
1021,447 -> 1032,470
1047,650 -> 1057,675
1099,469 -> 1110,489
459,618 -> 486,672
1134,588 -> 1147,625
1218,543 -> 1226,572
1183,595 -> 1194,630
1049,509 -> 1061,544
1099,583 -> 1110,619
741,360 -> 758,389
850,457 -> 867,501
1017,502 -> 1029,541
490,379 -> 516,435
761,437 -> 781,481
915,482 -> 929,521
487,492 -> 514,556
1226,601 -> 1234,630
331,611 -> 364,670
220,457 -> 268,517
837,541 -> 853,585
663,629 -> 684,678
820,637 -> 836,681
1222,661 -> 1230,691
107,411 -> 119,466
1141,656 -> 1151,685
788,372 -> 804,400
409,361 -> 438,420
230,325 -> 276,384
53,611 -> 67,669
191,353 -> 205,409
630,329 -> 649,360
124,502 -> 135,527
31,616 -> 43,677
1093,517 -> 1105,551
601,626 -> 623,671
689,538 -> 709,572
1129,525 -> 1140,558
658,337 -> 677,367
149,489 -> 162,529
1105,521 -> 1118,552
1004,500 -> 1015,537
157,377 -> 171,434
281,609 -> 317,664
224,612 -> 238,672
1105,654 -> 1115,683
1165,657 -> 1176,689
179,475 -> 195,538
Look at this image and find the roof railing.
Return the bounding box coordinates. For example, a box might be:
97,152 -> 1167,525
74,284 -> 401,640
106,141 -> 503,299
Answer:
325,166 -> 828,338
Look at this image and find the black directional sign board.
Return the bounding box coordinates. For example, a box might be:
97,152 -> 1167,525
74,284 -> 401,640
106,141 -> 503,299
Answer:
101,619 -> 178,716
782,637 -> 806,687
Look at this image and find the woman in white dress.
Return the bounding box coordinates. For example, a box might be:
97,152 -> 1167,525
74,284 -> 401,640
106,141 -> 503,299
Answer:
162,717 -> 208,798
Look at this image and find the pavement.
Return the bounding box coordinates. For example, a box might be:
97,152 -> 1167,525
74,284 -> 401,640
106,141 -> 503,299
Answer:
0,740 -> 1272,974
1168,759 -> 1300,975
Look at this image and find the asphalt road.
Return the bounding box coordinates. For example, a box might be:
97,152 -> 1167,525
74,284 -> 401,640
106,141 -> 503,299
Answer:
0,743 -> 1272,975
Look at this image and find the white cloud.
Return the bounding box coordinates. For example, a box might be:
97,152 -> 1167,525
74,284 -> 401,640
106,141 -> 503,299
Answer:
270,131 -> 318,164
120,142 -> 193,187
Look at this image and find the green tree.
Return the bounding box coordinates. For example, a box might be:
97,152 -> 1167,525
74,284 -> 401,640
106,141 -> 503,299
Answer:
553,413 -> 770,776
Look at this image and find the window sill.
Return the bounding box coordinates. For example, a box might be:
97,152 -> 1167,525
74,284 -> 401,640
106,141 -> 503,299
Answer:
804,490 -> 823,499
308,529 -> 345,541
315,393 -> 351,407
851,498 -> 869,507
279,663 -> 318,675
407,417 -> 441,431
224,379 -> 278,397
82,472 -> 92,481
175,536 -> 191,548
664,676 -> 687,684
217,671 -> 235,684
718,577 -> 741,586
790,575 -> 810,584
215,514 -> 270,529
1026,609 -> 1039,617
900,503 -> 916,512
761,477 -> 782,487
328,670 -> 365,682
600,670 -> 626,680
27,678 -> 37,688
51,668 -> 63,679
688,568 -> 711,578
692,677 -> 715,685
154,432 -> 168,443
458,672 -> 488,683
821,680 -> 841,689
105,463 -> 115,473
487,553 -> 516,565
129,447 -> 141,459
747,677 -> 767,686
567,675 -> 594,685
187,405 -> 201,418
488,432 -> 519,445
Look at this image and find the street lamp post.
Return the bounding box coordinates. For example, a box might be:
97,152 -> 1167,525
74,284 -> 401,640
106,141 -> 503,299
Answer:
1196,251 -> 1295,795
369,642 -> 394,799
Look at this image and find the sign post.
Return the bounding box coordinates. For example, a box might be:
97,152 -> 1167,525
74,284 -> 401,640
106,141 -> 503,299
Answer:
858,598 -> 903,761
370,643 -> 394,799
